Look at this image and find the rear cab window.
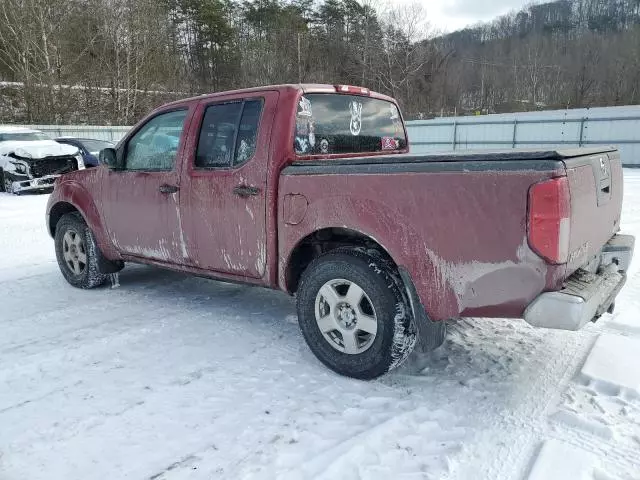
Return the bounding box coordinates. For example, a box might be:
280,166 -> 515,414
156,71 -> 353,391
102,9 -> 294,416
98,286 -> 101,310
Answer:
293,94 -> 406,156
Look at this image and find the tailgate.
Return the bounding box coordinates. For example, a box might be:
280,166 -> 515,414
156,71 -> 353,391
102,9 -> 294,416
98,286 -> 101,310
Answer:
563,149 -> 623,274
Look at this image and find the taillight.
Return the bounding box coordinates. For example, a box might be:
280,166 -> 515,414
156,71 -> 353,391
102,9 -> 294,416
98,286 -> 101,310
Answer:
528,177 -> 571,264
334,85 -> 370,95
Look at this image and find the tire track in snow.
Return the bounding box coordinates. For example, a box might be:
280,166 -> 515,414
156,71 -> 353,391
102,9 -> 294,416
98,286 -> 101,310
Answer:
444,321 -> 594,480
547,413 -> 640,479
259,407 -> 464,480
546,335 -> 640,479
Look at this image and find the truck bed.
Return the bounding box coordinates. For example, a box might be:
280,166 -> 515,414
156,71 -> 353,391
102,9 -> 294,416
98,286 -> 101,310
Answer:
280,147 -> 623,322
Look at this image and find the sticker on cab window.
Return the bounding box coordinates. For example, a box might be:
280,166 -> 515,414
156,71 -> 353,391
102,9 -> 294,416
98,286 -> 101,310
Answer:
349,100 -> 362,136
389,104 -> 399,120
298,96 -> 312,117
320,138 -> 329,154
381,137 -> 399,150
295,117 -> 316,153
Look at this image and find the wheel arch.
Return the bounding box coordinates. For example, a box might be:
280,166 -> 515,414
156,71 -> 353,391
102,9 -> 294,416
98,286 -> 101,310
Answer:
282,221 -> 460,322
284,227 -> 398,295
47,181 -> 121,260
48,201 -> 81,237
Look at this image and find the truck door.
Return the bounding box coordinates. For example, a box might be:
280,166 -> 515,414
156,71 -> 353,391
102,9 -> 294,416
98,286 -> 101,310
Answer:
180,91 -> 278,278
101,107 -> 194,264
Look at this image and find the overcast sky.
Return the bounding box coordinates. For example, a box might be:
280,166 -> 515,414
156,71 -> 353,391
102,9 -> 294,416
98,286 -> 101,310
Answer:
391,0 -> 537,33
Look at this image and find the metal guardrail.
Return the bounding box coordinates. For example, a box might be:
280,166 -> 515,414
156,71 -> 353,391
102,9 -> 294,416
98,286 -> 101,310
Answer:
406,110 -> 640,165
408,116 -> 640,150
5,125 -> 130,142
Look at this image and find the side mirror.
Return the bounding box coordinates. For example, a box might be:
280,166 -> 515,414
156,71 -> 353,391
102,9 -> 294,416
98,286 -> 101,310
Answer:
99,147 -> 121,169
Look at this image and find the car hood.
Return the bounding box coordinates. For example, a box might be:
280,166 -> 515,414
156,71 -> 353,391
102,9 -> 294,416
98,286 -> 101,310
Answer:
0,140 -> 79,159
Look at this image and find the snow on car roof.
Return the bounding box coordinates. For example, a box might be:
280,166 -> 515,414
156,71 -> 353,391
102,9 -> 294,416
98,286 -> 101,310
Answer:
55,137 -> 112,142
0,125 -> 41,134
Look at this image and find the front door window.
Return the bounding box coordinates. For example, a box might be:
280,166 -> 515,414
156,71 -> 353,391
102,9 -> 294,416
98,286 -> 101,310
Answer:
126,110 -> 188,171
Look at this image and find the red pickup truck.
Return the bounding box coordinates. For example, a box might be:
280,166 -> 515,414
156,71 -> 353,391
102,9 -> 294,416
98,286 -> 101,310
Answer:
46,84 -> 634,379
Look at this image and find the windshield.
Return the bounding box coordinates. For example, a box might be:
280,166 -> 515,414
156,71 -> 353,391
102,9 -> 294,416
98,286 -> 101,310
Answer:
80,139 -> 114,152
293,94 -> 406,156
0,132 -> 50,142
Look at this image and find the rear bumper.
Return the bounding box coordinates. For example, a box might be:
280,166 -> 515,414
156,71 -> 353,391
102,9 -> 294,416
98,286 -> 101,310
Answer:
524,234 -> 634,331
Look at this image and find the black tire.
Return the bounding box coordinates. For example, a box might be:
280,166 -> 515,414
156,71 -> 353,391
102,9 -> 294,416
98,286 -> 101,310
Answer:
296,248 -> 417,379
54,213 -> 108,289
1,170 -> 15,194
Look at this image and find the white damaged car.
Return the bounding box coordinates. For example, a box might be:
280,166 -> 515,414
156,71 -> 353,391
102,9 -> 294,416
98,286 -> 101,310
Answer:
0,126 -> 85,194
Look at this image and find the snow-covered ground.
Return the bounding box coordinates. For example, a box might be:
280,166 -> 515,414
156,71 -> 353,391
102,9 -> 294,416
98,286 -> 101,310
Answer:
1,174 -> 640,480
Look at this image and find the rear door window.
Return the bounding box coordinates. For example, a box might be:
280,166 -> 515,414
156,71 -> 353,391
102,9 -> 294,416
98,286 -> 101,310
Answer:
293,94 -> 406,155
196,99 -> 264,169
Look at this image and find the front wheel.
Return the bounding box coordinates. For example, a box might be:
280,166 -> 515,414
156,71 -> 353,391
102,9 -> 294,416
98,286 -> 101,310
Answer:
296,248 -> 417,379
54,213 -> 107,289
2,171 -> 15,194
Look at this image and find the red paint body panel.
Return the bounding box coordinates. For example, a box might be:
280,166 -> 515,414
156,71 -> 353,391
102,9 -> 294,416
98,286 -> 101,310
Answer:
278,169 -> 564,320
98,102 -> 197,264
47,169 -> 121,260
45,84 -> 624,323
179,91 -> 279,278
564,152 -> 623,272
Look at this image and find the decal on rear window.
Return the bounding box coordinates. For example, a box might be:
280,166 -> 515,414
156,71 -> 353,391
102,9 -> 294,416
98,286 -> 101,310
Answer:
349,100 -> 363,136
297,96 -> 313,117
295,117 -> 316,154
381,137 -> 399,150
389,103 -> 399,120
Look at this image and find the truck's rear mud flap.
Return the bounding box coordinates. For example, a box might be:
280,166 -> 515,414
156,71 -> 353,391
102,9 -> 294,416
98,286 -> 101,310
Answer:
399,268 -> 447,356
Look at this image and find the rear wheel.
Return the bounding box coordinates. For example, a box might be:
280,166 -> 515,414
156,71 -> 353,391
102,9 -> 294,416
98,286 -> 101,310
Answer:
296,248 -> 417,379
54,213 -> 107,289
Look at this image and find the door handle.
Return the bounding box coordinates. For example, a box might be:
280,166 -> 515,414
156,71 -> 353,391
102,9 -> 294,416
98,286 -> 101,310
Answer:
233,185 -> 260,198
159,184 -> 179,194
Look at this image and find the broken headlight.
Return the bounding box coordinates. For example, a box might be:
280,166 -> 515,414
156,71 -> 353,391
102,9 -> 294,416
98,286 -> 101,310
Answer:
10,161 -> 28,175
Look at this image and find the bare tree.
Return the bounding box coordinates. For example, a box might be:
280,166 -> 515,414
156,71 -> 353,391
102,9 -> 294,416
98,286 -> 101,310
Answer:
1,0 -> 640,123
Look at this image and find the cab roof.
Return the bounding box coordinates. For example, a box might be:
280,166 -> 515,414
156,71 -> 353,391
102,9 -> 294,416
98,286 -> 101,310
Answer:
160,84 -> 397,109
